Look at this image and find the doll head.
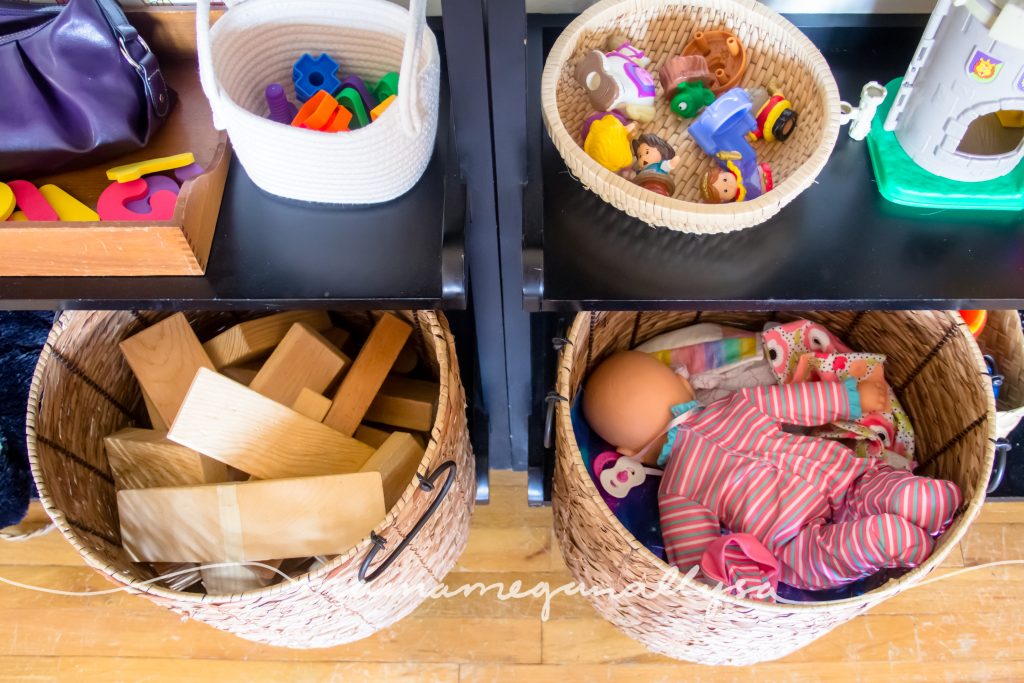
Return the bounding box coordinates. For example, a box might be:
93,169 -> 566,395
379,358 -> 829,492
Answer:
632,134 -> 676,171
583,351 -> 694,460
700,165 -> 739,203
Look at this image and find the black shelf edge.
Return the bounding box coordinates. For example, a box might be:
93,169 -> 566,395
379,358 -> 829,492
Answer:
523,13 -> 1024,313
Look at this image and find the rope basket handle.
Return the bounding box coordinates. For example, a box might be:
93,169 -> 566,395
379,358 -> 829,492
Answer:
195,0 -> 429,137
0,520 -> 54,542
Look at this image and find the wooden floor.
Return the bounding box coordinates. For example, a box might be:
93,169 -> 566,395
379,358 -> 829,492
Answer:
1,471 -> 1022,682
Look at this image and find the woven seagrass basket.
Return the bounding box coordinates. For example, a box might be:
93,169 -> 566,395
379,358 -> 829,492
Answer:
553,311 -> 995,666
541,0 -> 840,233
27,309 -> 474,647
976,310 -> 1024,413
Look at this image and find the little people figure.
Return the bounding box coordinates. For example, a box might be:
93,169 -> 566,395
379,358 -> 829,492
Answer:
632,134 -> 678,196
700,150 -> 773,203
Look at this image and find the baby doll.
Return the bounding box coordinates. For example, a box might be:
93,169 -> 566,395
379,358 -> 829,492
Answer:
583,351 -> 961,596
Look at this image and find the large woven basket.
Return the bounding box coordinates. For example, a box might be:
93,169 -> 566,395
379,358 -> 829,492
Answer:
553,311 -> 995,666
977,310 -> 1024,413
541,0 -> 840,233
27,309 -> 473,647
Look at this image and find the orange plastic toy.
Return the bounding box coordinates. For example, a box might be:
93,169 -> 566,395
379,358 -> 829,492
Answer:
959,310 -> 988,338
681,30 -> 747,96
370,94 -> 395,122
291,89 -> 352,132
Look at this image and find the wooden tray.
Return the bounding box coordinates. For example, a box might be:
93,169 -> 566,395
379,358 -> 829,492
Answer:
0,9 -> 229,277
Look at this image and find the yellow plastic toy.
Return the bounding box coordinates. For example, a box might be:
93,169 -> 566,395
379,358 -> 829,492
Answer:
39,184 -> 99,221
370,94 -> 396,122
106,152 -> 195,183
0,181 -> 14,221
582,114 -> 636,173
9,211 -> 27,221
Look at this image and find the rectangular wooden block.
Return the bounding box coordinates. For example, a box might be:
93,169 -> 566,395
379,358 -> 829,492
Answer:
219,364 -> 259,386
168,368 -> 374,479
202,311 -> 332,368
118,472 -> 386,562
323,313 -> 413,436
249,323 -> 349,406
201,559 -> 282,594
354,423 -> 393,448
359,432 -> 425,510
105,428 -> 228,490
291,387 -> 332,421
364,376 -> 439,432
119,313 -> 214,427
140,387 -> 168,431
319,327 -> 352,354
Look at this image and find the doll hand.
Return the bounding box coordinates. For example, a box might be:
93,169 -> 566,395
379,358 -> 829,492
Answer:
857,380 -> 888,414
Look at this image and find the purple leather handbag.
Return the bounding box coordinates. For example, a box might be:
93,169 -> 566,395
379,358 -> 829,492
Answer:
0,0 -> 174,177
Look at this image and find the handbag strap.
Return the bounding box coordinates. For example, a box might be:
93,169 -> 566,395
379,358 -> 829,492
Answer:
94,0 -> 171,118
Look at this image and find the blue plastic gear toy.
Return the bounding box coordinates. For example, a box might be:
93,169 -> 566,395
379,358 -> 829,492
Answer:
293,53 -> 342,102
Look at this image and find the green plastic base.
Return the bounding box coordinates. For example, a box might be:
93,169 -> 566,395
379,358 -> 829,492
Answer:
866,78 -> 1024,212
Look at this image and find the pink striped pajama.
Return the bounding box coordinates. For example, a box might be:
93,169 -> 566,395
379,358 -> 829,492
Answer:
658,382 -> 961,593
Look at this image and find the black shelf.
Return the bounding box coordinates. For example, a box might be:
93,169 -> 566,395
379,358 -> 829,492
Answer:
0,68 -> 465,312
523,14 -> 1024,312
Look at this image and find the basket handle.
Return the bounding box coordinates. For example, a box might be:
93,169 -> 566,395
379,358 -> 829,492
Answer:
358,460 -> 457,583
195,0 -> 226,130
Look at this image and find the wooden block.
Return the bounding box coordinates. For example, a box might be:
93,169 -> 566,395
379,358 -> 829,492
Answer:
168,368 -> 374,479
140,387 -> 167,431
119,313 -> 215,427
320,327 -> 352,353
202,311 -> 332,368
364,376 -> 439,432
201,559 -> 282,594
118,472 -> 386,562
359,432 -> 425,510
394,342 -> 419,374
219,365 -> 258,386
354,423 -> 392,448
249,323 -> 349,406
291,387 -> 332,421
323,313 -> 412,435
105,428 -> 228,490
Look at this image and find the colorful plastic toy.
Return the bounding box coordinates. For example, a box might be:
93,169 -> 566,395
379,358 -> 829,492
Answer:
38,184 -> 99,221
7,180 -> 58,220
338,75 -> 378,110
370,94 -> 396,121
747,81 -> 799,142
373,72 -> 399,101
700,151 -> 774,204
574,34 -> 657,123
631,133 -> 678,196
265,83 -> 299,124
582,113 -> 636,173
688,88 -> 758,162
124,175 -> 179,214
293,53 -> 342,102
0,181 -> 14,221
840,81 -> 887,142
670,82 -> 716,120
174,163 -> 205,183
682,30 -> 747,96
336,87 -> 370,128
97,178 -> 177,221
960,310 -> 988,337
291,90 -> 352,132
8,211 -> 27,221
106,153 -> 195,183
659,55 -> 716,119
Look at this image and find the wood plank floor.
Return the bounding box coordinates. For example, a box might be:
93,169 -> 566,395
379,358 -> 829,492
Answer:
1,471 -> 1022,682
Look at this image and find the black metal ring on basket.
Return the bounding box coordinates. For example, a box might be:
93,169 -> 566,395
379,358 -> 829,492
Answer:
358,460 -> 458,583
987,439 -> 1012,494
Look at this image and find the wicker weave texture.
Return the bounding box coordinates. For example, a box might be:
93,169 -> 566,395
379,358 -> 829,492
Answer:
976,310 -> 1024,412
541,0 -> 840,233
553,311 -> 995,666
27,310 -> 474,648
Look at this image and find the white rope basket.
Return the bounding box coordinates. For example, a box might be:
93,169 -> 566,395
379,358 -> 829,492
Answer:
197,0 -> 440,204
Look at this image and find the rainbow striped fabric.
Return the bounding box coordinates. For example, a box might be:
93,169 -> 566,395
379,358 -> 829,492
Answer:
648,334 -> 761,376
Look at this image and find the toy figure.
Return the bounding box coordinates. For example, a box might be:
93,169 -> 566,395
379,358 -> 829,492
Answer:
681,30 -> 748,95
659,55 -> 716,119
688,88 -> 758,162
747,81 -> 799,142
583,350 -> 962,598
575,34 -> 657,123
700,151 -> 773,203
582,113 -> 637,173
631,133 -> 678,196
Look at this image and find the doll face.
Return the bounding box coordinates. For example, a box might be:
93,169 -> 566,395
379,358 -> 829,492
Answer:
710,170 -> 739,201
635,143 -> 663,168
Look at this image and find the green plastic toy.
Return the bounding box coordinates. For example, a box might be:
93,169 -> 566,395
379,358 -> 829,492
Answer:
373,72 -> 399,103
336,87 -> 370,128
669,82 -> 716,120
866,78 -> 1024,212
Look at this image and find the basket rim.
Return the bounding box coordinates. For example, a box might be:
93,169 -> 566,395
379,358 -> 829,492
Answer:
539,0 -> 842,234
555,310 -> 997,613
26,310 -> 457,604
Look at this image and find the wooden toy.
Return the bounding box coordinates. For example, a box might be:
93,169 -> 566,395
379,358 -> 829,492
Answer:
370,94 -> 396,121
119,313 -> 216,427
265,82 -> 299,124
248,322 -> 349,406
364,376 -> 439,432
291,387 -> 333,421
293,53 -> 343,102
582,114 -> 637,173
117,472 -> 386,562
574,35 -> 657,122
747,82 -> 799,143
291,89 -> 352,132
141,387 -> 168,430
338,75 -> 378,110
97,178 -> 178,221
373,72 -> 399,101
336,87 -> 371,128
354,423 -> 394,448
0,182 -> 14,220
631,134 -> 679,196
173,163 -> 206,183
105,428 -> 228,490
124,175 -> 179,214
682,30 -> 748,96
320,327 -> 352,353
323,313 -> 413,436
7,180 -> 58,221
168,368 -> 374,479
37,184 -> 99,221
106,153 -> 195,183
219,364 -> 260,386
202,311 -> 332,368
359,432 -> 424,509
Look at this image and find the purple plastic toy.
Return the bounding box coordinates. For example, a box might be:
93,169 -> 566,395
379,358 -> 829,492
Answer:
337,75 -> 378,110
265,83 -> 299,124
124,175 -> 179,214
687,88 -> 758,162
174,163 -> 205,183
293,53 -> 342,102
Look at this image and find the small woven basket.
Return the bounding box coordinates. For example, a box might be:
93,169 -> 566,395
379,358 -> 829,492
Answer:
196,0 -> 439,204
27,309 -> 473,648
541,0 -> 840,233
553,311 -> 995,666
976,310 -> 1024,413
